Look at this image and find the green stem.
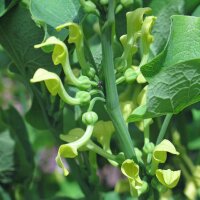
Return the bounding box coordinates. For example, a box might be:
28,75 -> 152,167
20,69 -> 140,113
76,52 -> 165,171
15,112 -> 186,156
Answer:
72,125 -> 94,148
87,97 -> 105,111
89,89 -> 105,97
144,120 -> 150,144
116,76 -> 125,85
182,154 -> 196,173
58,83 -> 81,105
156,114 -> 173,145
101,0 -> 136,160
87,141 -> 122,163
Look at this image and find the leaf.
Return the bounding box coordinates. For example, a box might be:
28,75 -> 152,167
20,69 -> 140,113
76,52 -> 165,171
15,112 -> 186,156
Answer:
0,47 -> 11,70
60,128 -> 84,143
93,121 -> 115,150
0,130 -> 15,184
0,4 -> 59,79
150,0 -> 184,56
0,186 -> 11,200
192,5 -> 200,17
130,15 -> 200,121
0,107 -> 34,184
184,0 -> 200,14
30,0 -> 84,28
0,0 -> 19,17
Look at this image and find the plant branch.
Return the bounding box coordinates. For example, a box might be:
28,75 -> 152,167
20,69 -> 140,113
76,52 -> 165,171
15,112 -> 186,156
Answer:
101,0 -> 136,160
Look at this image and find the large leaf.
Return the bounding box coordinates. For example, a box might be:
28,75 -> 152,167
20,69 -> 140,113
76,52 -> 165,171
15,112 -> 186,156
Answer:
0,4 -> 62,130
149,0 -> 184,56
0,0 -> 18,17
0,47 -> 11,70
30,0 -> 84,28
0,4 -> 58,79
0,130 -> 15,184
129,15 -> 200,121
0,107 -> 34,184
192,5 -> 200,17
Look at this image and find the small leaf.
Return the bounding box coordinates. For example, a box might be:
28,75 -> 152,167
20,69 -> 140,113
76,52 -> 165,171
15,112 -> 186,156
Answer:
156,169 -> 181,188
60,128 -> 84,143
93,121 -> 115,150
153,139 -> 179,163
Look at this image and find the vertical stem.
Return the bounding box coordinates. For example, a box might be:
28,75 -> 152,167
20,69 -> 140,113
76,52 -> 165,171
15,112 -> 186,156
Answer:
156,114 -> 173,145
101,0 -> 136,160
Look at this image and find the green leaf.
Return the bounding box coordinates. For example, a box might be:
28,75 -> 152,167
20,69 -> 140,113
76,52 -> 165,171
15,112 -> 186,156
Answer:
0,186 -> 11,200
0,130 -> 15,184
0,4 -> 59,79
0,47 -> 11,70
30,0 -> 84,28
93,120 -> 115,150
102,192 -> 121,200
192,5 -> 200,17
150,0 -> 184,56
0,5 -> 61,131
184,0 -> 200,14
134,15 -> 200,120
60,128 -> 84,143
0,107 -> 34,184
0,0 -> 18,17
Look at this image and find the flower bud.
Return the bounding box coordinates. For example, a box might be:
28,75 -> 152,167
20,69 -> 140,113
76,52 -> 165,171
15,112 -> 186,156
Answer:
78,76 -> 92,90
80,0 -> 99,15
82,111 -> 98,125
88,67 -> 96,78
124,68 -> 138,83
143,142 -> 155,154
76,91 -> 91,104
100,0 -> 108,5
121,0 -> 133,7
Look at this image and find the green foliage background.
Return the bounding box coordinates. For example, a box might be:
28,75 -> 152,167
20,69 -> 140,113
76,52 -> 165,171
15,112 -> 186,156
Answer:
1,0 -> 200,199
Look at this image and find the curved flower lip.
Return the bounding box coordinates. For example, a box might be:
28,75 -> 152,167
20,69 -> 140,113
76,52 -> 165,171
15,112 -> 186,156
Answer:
34,36 -> 67,66
153,139 -> 179,163
55,154 -> 69,176
30,68 -> 60,96
30,68 -> 59,83
156,169 -> 181,189
59,144 -> 78,158
55,144 -> 78,177
121,159 -> 140,180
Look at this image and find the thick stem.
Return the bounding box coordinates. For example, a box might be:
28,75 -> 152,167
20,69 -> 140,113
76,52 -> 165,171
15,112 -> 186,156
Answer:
101,0 -> 136,160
